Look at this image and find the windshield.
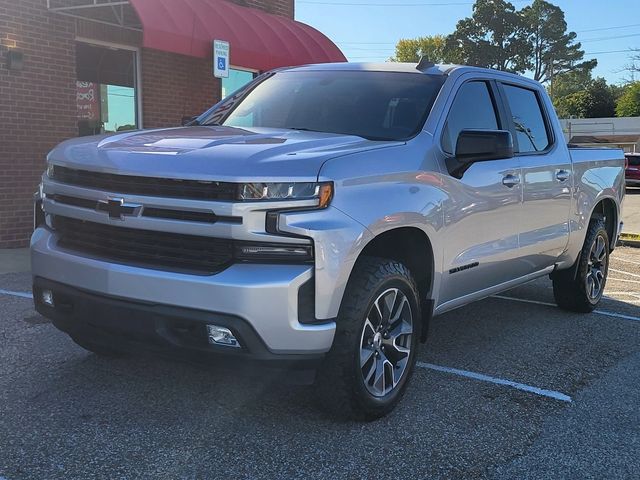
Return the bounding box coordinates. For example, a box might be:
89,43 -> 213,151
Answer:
205,70 -> 444,141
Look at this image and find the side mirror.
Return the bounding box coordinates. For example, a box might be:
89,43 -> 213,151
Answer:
447,130 -> 514,178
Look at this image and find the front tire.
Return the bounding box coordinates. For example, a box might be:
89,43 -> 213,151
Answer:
316,257 -> 421,421
552,217 -> 610,313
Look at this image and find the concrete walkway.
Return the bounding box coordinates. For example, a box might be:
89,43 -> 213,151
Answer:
0,248 -> 30,274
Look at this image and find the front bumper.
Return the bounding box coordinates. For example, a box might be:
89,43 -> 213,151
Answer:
31,228 -> 336,356
33,278 -> 324,368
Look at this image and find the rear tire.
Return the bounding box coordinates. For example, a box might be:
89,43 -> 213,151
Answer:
315,257 -> 421,421
552,218 -> 609,313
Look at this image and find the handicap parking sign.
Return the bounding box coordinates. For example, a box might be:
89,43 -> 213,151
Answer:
213,40 -> 230,78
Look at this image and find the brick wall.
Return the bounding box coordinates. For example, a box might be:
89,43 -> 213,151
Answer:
0,0 -> 77,248
141,49 -> 220,128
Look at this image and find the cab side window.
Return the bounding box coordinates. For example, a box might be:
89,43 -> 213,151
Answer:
442,81 -> 499,154
501,84 -> 551,153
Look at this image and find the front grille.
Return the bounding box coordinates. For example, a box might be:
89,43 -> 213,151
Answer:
54,216 -> 234,275
51,165 -> 237,201
51,195 -> 242,225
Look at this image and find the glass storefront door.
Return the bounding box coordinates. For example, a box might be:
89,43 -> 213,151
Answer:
221,68 -> 256,99
75,42 -> 138,136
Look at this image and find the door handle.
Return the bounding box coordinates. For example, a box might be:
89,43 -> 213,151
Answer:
556,169 -> 570,182
502,174 -> 520,188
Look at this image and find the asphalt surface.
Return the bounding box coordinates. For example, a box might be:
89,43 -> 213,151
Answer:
1,248 -> 639,479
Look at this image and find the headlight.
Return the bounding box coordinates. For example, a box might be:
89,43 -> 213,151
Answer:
46,164 -> 54,178
237,182 -> 333,208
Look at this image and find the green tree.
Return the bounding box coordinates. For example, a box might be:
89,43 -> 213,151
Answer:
390,35 -> 449,63
444,0 -> 531,72
554,78 -> 615,118
616,82 -> 640,117
520,0 -> 596,83
549,68 -> 593,100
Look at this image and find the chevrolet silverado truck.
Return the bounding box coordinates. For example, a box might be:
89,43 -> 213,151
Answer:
32,62 -> 625,419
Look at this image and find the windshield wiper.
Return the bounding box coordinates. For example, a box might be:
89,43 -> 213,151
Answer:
358,134 -> 393,141
288,127 -> 324,133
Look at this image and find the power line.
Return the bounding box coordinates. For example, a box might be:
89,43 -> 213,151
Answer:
581,32 -> 640,43
576,23 -> 640,33
299,0 -> 529,6
584,49 -> 639,56
339,33 -> 640,46
340,46 -> 396,51
347,48 -> 638,60
335,25 -> 640,46
338,41 -> 397,45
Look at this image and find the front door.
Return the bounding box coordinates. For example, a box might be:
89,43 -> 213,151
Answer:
437,80 -> 524,307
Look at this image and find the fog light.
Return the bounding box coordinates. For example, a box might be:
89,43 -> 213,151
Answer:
206,325 -> 240,348
41,289 -> 54,307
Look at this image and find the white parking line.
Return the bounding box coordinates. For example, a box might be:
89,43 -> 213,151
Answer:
0,289 -> 33,299
493,295 -> 555,307
492,295 -> 640,322
605,295 -> 640,303
613,257 -> 640,266
610,268 -> 640,279
609,277 -> 640,285
417,362 -> 572,403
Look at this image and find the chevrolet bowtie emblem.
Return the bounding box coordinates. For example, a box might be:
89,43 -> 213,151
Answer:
96,198 -> 142,220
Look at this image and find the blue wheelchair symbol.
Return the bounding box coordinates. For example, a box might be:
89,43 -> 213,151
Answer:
218,57 -> 226,70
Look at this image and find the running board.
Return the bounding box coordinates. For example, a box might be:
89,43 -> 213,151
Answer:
434,266 -> 555,316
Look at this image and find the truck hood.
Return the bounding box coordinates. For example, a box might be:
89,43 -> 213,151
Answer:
47,126 -> 402,182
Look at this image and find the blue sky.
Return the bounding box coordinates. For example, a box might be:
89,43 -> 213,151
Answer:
295,0 -> 640,84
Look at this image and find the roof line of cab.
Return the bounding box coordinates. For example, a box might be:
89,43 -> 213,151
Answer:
281,61 -> 536,85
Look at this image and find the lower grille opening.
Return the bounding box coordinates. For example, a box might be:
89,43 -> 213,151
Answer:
53,216 -> 234,275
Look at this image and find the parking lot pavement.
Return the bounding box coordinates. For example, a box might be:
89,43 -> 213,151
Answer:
1,249 -> 639,479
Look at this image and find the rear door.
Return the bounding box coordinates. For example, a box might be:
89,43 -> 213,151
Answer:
437,79 -> 524,307
499,82 -> 572,273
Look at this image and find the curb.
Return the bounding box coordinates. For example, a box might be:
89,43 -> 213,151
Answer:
618,233 -> 640,248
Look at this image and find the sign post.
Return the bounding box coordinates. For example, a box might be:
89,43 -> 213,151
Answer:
213,40 -> 230,78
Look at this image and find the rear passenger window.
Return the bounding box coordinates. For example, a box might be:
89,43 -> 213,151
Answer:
502,84 -> 551,153
442,81 -> 499,154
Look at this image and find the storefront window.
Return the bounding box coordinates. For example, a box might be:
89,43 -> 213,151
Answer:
76,42 -> 138,136
103,85 -> 136,132
222,68 -> 255,99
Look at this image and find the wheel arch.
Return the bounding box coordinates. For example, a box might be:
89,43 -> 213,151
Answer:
554,196 -> 619,282
590,196 -> 618,251
351,226 -> 436,342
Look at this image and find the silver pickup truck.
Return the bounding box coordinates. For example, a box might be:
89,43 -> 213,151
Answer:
32,62 -> 625,419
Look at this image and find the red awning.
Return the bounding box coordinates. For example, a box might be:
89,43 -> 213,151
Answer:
129,0 -> 346,71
